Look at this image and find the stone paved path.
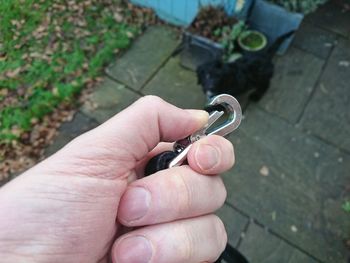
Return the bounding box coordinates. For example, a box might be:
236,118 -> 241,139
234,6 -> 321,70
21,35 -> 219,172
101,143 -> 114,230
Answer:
45,1 -> 350,262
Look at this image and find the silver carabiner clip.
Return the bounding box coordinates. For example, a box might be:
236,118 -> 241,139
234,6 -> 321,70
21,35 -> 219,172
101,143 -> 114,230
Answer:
169,94 -> 242,168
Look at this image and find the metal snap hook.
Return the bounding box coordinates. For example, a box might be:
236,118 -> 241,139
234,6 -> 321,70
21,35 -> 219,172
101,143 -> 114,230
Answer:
169,94 -> 242,168
191,94 -> 242,140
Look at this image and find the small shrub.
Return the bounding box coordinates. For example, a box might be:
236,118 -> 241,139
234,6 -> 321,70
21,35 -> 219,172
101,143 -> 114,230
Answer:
269,0 -> 328,14
214,21 -> 246,59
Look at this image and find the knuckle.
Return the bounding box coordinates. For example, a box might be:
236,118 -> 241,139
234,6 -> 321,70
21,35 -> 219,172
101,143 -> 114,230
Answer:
138,95 -> 165,108
179,222 -> 195,261
175,170 -> 194,216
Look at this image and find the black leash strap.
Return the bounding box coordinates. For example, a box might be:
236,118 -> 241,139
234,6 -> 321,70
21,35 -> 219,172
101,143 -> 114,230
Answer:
215,244 -> 249,263
144,151 -> 178,176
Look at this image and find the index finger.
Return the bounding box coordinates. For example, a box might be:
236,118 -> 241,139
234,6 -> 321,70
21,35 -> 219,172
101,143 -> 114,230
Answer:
187,135 -> 235,175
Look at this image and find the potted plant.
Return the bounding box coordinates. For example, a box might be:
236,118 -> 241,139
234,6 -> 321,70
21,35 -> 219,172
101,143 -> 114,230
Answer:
213,21 -> 246,61
179,6 -> 237,70
178,6 -> 248,70
247,0 -> 304,55
236,0 -> 328,54
237,29 -> 267,52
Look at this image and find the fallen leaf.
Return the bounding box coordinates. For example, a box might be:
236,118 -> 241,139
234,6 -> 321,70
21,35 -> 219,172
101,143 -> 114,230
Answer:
126,31 -> 134,38
6,68 -> 21,78
11,127 -> 22,137
30,118 -> 39,125
114,12 -> 124,22
0,89 -> 8,96
52,87 -> 59,96
36,25 -> 46,33
291,225 -> 298,232
10,20 -> 20,27
77,19 -> 87,27
339,61 -> 350,67
259,165 -> 269,176
271,211 -> 277,221
29,52 -> 42,58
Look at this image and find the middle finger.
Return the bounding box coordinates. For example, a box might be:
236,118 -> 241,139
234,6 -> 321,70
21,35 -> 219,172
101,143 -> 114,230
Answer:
118,166 -> 227,227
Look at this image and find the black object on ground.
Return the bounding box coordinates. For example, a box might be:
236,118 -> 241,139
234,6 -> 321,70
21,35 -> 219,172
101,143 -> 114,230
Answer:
215,243 -> 250,263
196,31 -> 295,101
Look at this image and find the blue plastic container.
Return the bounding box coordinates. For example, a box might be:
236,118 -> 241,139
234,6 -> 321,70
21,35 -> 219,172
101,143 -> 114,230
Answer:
248,0 -> 303,54
130,0 -> 252,25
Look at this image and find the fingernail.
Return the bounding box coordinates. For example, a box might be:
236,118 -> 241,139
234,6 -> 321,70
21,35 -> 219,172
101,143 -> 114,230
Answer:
195,144 -> 219,171
114,236 -> 153,263
121,187 -> 151,222
186,110 -> 209,125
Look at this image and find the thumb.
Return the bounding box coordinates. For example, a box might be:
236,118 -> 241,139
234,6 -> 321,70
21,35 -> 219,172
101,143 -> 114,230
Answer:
43,96 -> 208,180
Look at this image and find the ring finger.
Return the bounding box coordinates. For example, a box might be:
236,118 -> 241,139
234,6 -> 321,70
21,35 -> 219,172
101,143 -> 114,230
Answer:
112,214 -> 227,263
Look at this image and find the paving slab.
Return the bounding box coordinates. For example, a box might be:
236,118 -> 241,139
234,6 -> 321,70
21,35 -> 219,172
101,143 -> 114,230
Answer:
81,77 -> 140,124
216,203 -> 249,247
239,223 -> 319,263
223,106 -> 350,262
306,0 -> 350,38
300,38 -> 350,152
292,22 -> 337,59
143,57 -> 207,109
45,112 -> 99,156
106,26 -> 179,90
259,47 -> 324,124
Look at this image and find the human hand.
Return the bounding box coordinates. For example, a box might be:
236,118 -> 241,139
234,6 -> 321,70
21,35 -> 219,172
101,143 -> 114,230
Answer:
0,96 -> 235,263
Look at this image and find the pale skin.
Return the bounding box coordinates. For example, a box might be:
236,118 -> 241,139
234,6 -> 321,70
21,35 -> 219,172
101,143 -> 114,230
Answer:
0,96 -> 235,263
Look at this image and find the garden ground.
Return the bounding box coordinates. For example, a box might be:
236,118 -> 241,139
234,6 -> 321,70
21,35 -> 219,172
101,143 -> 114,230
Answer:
0,0 -> 161,177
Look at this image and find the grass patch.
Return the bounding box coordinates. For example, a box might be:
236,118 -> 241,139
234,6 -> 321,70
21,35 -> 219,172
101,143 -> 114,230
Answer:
0,0 -> 139,143
343,201 -> 350,213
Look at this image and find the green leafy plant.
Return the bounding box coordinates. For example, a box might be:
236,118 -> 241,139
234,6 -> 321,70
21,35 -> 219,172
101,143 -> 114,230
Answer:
269,0 -> 328,14
214,21 -> 246,60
